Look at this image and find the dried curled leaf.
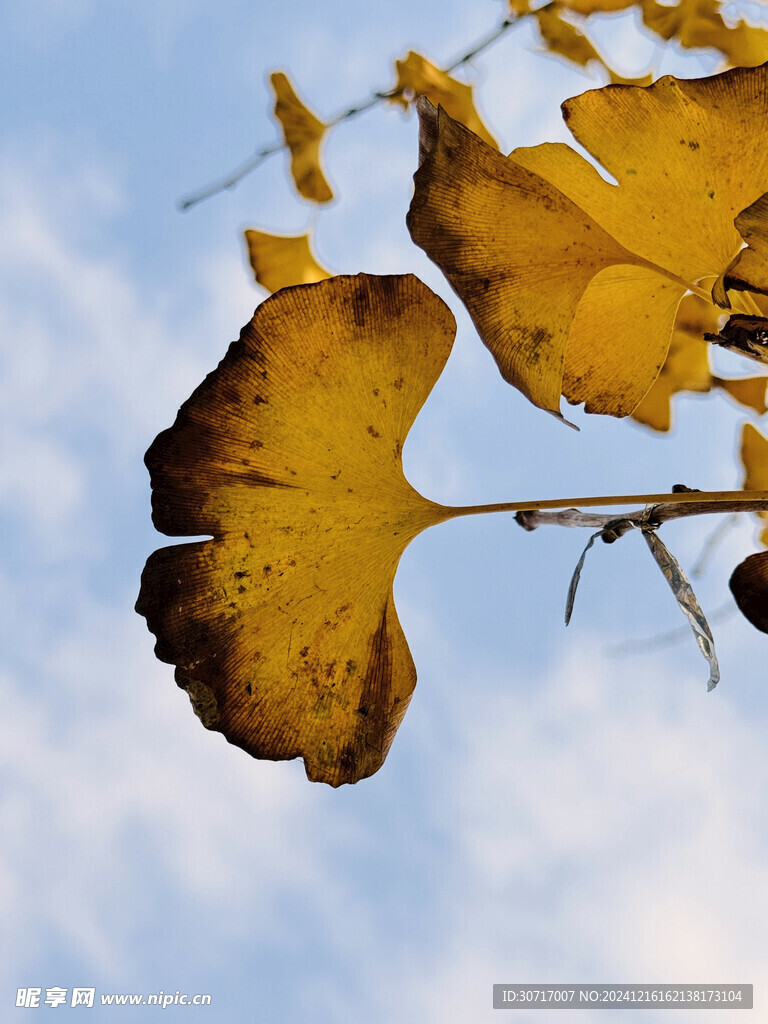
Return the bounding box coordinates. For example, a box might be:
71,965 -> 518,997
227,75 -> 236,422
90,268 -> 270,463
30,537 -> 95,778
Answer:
244,229 -> 331,294
270,71 -> 333,203
730,551 -> 768,634
392,51 -> 498,148
632,294 -> 767,431
740,422 -> 768,549
643,529 -> 720,690
708,314 -> 768,366
136,274 -> 456,786
409,64 -> 768,418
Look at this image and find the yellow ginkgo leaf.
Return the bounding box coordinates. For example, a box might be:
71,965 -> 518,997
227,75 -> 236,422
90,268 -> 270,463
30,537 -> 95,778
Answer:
717,375 -> 768,415
534,4 -> 652,85
270,71 -> 333,203
632,293 -> 767,430
642,0 -> 768,67
535,4 -> 604,68
392,51 -> 498,149
741,422 -> 768,549
631,294 -> 717,431
408,64 -> 768,418
136,274 -> 457,787
244,229 -> 331,294
559,0 -> 636,11
723,194 -> 768,298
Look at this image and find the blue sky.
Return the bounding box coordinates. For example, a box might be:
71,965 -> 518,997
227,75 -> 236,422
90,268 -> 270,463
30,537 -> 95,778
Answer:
3,1 -> 768,1021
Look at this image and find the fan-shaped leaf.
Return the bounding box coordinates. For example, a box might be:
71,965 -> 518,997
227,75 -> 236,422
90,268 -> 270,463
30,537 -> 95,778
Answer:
244,229 -> 331,294
136,274 -> 456,786
392,51 -> 498,148
632,294 -> 767,431
642,0 -> 768,67
270,71 -> 334,203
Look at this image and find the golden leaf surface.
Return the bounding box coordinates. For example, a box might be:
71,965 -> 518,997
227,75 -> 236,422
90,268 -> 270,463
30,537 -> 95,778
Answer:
632,294 -> 767,430
392,51 -> 498,148
535,4 -> 605,68
741,422 -> 768,549
408,64 -> 768,417
244,229 -> 331,294
270,71 -> 333,203
534,5 -> 651,86
559,0 -> 636,11
136,275 -> 456,787
641,0 -> 768,67
723,194 -> 768,297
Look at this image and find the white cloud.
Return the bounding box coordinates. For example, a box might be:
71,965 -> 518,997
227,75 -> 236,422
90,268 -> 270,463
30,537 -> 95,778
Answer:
366,634 -> 768,1023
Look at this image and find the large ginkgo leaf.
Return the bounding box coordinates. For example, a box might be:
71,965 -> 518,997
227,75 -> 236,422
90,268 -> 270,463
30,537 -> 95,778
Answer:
136,275 -> 456,787
409,64 -> 768,417
244,229 -> 331,294
270,71 -> 333,203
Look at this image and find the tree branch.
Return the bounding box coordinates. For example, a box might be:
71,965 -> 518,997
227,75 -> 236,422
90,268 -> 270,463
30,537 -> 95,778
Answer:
177,16 -> 520,212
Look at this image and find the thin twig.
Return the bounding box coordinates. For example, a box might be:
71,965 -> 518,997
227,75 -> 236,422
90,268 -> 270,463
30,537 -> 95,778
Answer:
691,513 -> 739,577
604,601 -> 736,656
177,16 -> 519,212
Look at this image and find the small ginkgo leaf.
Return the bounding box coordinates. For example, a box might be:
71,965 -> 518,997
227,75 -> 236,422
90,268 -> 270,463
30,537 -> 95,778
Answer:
716,375 -> 768,416
136,274 -> 456,787
244,229 -> 331,294
533,2 -> 650,83
559,0 -> 636,11
392,51 -> 498,148
270,71 -> 333,203
535,4 -> 605,69
409,64 -> 768,418
631,294 -> 716,431
741,422 -> 768,549
632,294 -> 767,430
730,551 -> 768,633
642,0 -> 768,67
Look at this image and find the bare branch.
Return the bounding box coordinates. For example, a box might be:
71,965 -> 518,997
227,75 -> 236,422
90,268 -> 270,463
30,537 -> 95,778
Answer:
177,16 -> 520,212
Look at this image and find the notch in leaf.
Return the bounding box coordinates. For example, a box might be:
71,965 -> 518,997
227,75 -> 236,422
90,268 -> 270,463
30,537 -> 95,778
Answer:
136,275 -> 456,786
